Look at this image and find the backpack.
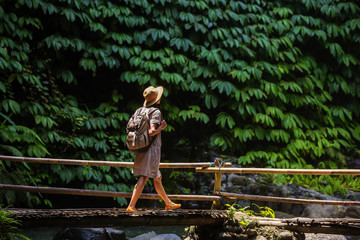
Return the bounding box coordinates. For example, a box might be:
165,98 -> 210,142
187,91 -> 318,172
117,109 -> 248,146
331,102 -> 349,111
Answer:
126,107 -> 157,153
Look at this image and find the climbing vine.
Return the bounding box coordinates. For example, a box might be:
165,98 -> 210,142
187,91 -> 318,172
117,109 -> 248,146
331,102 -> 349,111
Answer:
0,0 -> 359,206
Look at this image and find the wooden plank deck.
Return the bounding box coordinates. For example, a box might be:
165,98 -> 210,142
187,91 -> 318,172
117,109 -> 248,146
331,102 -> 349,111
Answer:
7,208 -> 228,228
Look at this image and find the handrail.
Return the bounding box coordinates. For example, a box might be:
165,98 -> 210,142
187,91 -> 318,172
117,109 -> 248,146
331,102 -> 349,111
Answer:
196,167 -> 360,175
1,155 -> 359,209
216,192 -> 360,206
0,184 -> 220,201
0,155 -> 232,168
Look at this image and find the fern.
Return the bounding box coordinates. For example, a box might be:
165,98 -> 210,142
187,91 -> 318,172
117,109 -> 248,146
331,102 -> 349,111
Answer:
0,145 -> 23,156
0,207 -> 30,240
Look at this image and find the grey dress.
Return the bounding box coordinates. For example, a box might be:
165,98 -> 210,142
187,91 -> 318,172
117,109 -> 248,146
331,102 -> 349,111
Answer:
132,107 -> 162,178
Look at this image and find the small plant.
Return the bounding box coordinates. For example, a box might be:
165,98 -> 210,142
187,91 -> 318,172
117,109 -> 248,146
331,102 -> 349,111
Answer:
254,204 -> 275,218
0,207 -> 30,240
226,202 -> 275,218
225,202 -> 275,226
225,203 -> 240,219
238,216 -> 251,228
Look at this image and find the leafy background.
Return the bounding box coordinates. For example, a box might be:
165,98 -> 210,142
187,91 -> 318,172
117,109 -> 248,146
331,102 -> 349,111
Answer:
0,0 -> 359,207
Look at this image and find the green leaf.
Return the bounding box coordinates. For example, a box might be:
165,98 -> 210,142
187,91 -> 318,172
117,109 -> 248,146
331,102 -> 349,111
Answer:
204,94 -> 218,109
62,8 -> 76,22
35,115 -> 55,128
234,128 -> 254,142
266,106 -> 284,119
255,127 -> 266,140
216,112 -> 235,129
228,70 -> 251,83
179,106 -> 209,124
273,7 -> 293,18
79,58 -> 96,71
169,38 -> 194,52
270,129 -> 290,143
186,80 -> 204,94
255,113 -> 275,127
210,80 -> 236,96
159,72 -> 184,84
105,174 -> 114,184
346,18 -> 360,31
59,69 -> 75,84
282,114 -> 297,129
89,22 -> 107,34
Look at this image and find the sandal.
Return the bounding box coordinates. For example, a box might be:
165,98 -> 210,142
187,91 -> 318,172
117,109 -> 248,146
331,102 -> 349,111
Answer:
165,203 -> 181,211
126,206 -> 136,212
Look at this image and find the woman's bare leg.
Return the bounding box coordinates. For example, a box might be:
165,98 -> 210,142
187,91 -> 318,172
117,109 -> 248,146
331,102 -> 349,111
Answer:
153,175 -> 177,206
127,176 -> 149,210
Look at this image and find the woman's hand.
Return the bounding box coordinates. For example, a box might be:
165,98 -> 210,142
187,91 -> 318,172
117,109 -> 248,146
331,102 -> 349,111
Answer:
159,120 -> 167,130
149,120 -> 167,137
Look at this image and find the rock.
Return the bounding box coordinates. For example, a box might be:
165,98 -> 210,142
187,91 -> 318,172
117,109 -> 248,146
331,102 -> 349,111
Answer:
280,185 -> 290,197
301,205 -> 346,218
348,157 -> 360,169
267,186 -> 279,196
304,233 -> 347,240
219,169 -> 360,219
130,231 -> 157,240
150,234 -> 181,240
247,220 -> 257,228
255,236 -> 267,240
248,183 -> 259,192
293,231 -> 305,240
275,211 -> 296,218
226,226 -> 243,233
186,201 -> 200,209
228,174 -> 247,186
234,234 -> 248,240
234,212 -> 248,221
218,232 -> 232,239
227,181 -> 233,189
53,227 -> 126,240
278,231 -> 293,240
346,190 -> 360,201
345,206 -> 360,218
278,202 -> 295,215
107,228 -> 127,240
246,228 -> 257,237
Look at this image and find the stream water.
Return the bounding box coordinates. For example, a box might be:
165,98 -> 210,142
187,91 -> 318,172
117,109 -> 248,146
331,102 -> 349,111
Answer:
20,225 -> 187,239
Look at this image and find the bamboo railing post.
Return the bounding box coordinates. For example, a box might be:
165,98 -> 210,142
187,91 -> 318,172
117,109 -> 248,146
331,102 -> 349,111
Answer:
211,158 -> 223,210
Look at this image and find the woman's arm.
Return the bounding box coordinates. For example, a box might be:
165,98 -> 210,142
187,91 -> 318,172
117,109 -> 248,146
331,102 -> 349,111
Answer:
149,120 -> 167,137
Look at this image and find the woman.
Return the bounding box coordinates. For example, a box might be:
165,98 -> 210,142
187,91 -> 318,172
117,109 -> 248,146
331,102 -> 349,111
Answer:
126,86 -> 181,211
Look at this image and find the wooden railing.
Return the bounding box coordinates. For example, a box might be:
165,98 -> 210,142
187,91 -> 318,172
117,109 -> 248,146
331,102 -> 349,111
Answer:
1,155 -> 360,209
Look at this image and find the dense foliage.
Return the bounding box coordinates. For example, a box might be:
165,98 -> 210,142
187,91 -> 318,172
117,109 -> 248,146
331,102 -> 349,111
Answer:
0,207 -> 29,239
0,0 -> 359,207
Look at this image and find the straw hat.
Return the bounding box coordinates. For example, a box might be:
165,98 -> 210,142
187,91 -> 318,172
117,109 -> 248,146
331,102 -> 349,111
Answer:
143,86 -> 164,107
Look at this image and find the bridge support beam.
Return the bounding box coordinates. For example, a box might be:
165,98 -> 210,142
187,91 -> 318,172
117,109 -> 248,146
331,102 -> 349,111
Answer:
211,158 -> 224,210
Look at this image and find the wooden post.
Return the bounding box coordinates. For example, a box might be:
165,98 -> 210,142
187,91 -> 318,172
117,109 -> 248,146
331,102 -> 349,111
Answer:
211,158 -> 223,210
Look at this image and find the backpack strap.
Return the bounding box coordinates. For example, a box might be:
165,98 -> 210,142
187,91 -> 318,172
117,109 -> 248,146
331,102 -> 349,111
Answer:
142,107 -> 157,120
148,108 -> 158,118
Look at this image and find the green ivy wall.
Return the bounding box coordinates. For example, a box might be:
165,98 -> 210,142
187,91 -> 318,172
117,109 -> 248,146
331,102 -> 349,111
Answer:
0,0 -> 359,206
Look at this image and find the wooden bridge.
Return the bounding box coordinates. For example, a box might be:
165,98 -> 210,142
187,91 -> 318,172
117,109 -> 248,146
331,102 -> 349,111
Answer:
5,208 -> 227,228
1,155 -> 360,235
5,208 -> 360,235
